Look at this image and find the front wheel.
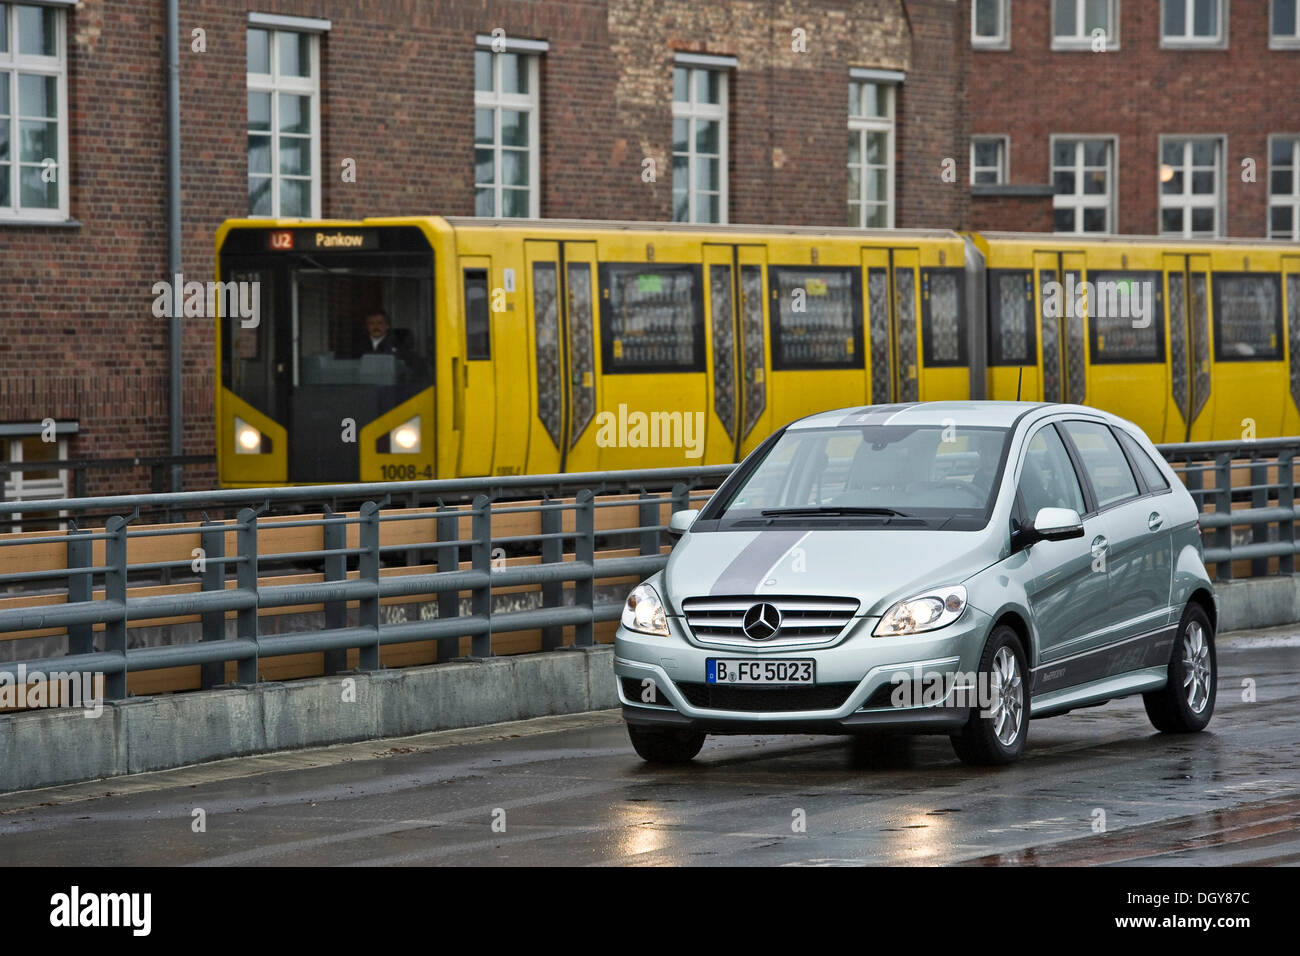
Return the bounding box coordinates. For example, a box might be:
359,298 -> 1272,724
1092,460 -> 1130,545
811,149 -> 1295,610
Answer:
950,625 -> 1028,766
627,724 -> 706,764
1143,604 -> 1216,734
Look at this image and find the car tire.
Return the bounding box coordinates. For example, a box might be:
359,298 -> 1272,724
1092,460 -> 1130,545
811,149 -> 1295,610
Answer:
950,625 -> 1028,766
627,724 -> 706,764
1143,603 -> 1216,734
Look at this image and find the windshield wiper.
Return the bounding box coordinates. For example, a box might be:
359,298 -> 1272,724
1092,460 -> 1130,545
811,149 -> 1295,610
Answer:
759,506 -> 911,518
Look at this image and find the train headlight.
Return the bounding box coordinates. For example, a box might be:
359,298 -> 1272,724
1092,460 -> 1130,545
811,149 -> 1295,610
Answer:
390,417 -> 421,454
235,418 -> 264,455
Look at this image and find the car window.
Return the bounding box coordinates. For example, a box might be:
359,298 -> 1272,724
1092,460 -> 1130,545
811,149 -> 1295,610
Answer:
1060,420 -> 1140,508
1115,428 -> 1170,491
1017,425 -> 1085,520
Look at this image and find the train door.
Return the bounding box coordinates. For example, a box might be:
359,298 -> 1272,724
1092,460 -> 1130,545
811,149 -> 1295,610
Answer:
1033,250 -> 1089,409
918,251 -> 971,402
523,239 -> 564,475
1164,253 -> 1214,442
1204,254 -> 1288,439
701,244 -> 770,462
456,255 -> 496,476
735,246 -> 773,458
1286,256 -> 1300,437
559,241 -> 602,472
860,246 -> 923,404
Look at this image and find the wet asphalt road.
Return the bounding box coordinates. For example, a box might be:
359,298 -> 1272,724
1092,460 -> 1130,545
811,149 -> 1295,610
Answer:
1,632 -> 1297,866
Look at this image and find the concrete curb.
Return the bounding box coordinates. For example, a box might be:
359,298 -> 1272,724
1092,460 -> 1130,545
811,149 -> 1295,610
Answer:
1214,577 -> 1300,633
0,645 -> 618,793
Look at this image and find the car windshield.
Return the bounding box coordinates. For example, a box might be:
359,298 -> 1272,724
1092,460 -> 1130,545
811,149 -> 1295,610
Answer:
715,424 -> 1010,527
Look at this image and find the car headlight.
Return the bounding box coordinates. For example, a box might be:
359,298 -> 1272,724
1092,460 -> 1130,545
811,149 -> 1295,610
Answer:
873,585 -> 967,637
389,416 -> 421,454
621,583 -> 669,637
235,417 -> 264,455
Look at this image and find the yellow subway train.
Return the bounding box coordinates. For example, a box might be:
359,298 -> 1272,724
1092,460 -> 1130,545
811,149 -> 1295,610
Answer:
214,217 -> 1300,486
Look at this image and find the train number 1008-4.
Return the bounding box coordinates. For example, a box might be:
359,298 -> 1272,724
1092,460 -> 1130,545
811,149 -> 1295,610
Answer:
380,464 -> 433,480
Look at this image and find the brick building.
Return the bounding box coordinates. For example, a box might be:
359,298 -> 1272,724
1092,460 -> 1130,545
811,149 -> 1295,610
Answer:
967,0 -> 1300,237
0,0 -> 968,496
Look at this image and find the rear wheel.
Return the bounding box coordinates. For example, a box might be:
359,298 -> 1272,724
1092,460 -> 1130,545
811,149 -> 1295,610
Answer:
1143,604 -> 1216,734
627,724 -> 706,764
950,625 -> 1028,766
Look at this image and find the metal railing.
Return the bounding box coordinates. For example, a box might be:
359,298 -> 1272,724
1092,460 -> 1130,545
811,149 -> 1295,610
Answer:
0,436 -> 1297,704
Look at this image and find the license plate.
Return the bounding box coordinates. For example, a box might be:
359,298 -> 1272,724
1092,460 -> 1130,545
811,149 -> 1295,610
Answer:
707,659 -> 815,685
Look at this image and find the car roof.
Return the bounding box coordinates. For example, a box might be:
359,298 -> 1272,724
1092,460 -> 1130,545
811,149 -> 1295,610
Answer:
786,401 -> 1121,432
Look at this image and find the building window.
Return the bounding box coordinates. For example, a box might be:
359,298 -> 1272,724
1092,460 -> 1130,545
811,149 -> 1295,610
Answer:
475,48 -> 540,218
1,431 -> 69,533
0,2 -> 69,222
1053,0 -> 1118,49
1272,0 -> 1300,46
1052,138 -> 1114,234
1161,0 -> 1225,46
971,136 -> 1008,185
972,0 -> 1010,48
247,27 -> 320,217
848,80 -> 895,228
1269,135 -> 1300,240
1160,137 -> 1223,237
673,65 -> 727,224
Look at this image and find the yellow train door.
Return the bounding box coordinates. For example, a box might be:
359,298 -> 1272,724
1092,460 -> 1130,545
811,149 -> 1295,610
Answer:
1205,255 -> 1287,439
860,246 -> 930,404
701,243 -> 770,462
523,239 -> 564,475
1164,252 -> 1214,442
918,252 -> 971,402
1285,256 -> 1300,437
559,241 -> 601,472
456,255 -> 496,476
735,246 -> 773,458
1032,249 -> 1089,408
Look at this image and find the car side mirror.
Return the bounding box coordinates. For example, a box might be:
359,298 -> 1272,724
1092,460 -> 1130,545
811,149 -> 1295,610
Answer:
1032,507 -> 1085,542
667,509 -> 699,538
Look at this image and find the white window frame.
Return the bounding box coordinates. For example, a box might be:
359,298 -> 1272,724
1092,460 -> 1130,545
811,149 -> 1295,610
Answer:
1271,0 -> 1300,48
971,0 -> 1011,49
848,75 -> 897,229
970,135 -> 1009,185
1268,134 -> 1300,240
0,1 -> 71,223
1050,135 -> 1117,235
1158,135 -> 1225,238
1051,0 -> 1120,51
247,25 -> 322,219
474,44 -> 541,219
1160,0 -> 1228,49
1,429 -> 70,531
672,63 -> 729,225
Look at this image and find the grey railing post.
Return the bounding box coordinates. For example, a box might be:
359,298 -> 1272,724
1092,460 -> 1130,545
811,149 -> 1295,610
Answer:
1281,449 -> 1296,575
66,526 -> 93,656
436,505 -> 461,661
104,515 -> 129,701
638,492 -> 660,558
671,482 -> 691,516
357,500 -> 381,671
469,494 -> 492,658
574,489 -> 595,647
540,499 -> 563,650
1250,457 -> 1269,578
235,507 -> 259,684
322,508 -> 348,675
1213,453 -> 1233,582
199,519 -> 226,689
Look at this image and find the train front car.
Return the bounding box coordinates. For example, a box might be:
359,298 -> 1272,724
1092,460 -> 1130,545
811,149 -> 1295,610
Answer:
215,220 -> 438,486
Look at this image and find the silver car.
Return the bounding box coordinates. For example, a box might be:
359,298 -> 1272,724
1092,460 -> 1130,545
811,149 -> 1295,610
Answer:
615,402 -> 1217,766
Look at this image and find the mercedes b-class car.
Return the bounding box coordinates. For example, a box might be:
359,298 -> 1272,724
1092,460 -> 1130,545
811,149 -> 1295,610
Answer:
614,402 -> 1217,766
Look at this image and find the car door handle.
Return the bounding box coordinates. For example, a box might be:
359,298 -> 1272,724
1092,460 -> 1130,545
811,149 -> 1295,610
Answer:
1090,534 -> 1107,554
1148,512 -> 1163,532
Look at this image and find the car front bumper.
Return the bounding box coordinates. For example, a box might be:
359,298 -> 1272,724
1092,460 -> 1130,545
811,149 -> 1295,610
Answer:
613,606 -> 994,735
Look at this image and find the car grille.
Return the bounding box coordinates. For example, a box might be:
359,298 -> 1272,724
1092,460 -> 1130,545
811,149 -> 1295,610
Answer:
680,594 -> 860,646
676,682 -> 858,713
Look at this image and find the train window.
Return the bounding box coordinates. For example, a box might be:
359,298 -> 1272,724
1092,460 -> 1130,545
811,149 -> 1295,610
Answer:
769,266 -> 863,370
988,269 -> 1035,366
598,263 -> 705,372
921,268 -> 967,366
1213,272 -> 1283,361
532,262 -> 562,450
1114,428 -> 1170,492
463,269 -> 491,359
867,268 -> 891,403
740,264 -> 766,436
1086,270 -> 1164,364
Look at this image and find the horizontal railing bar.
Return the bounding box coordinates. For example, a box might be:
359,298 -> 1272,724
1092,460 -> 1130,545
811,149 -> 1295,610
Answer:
0,600 -> 126,632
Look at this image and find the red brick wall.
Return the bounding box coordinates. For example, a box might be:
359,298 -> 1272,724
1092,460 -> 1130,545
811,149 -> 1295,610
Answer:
0,0 -> 961,493
970,193 -> 1055,233
968,0 -> 1300,237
